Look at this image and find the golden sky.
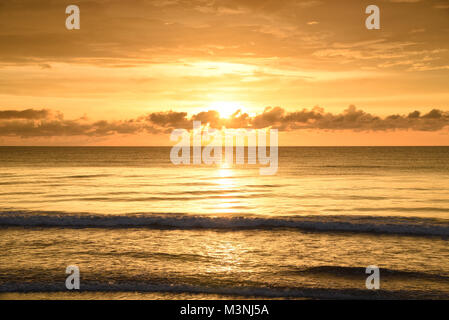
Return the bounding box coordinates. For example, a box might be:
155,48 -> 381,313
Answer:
0,0 -> 448,145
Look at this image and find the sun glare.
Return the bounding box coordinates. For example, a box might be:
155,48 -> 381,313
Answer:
209,101 -> 244,119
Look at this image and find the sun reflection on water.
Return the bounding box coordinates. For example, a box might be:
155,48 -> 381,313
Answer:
204,241 -> 242,273
213,167 -> 240,214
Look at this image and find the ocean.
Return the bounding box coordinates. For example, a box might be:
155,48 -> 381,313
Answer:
0,146 -> 448,299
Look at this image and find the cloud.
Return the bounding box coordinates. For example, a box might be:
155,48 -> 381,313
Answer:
0,110 -> 158,137
252,106 -> 285,129
0,109 -> 53,120
285,105 -> 449,132
0,119 -> 154,138
1,0 -> 447,75
0,106 -> 448,138
146,111 -> 190,128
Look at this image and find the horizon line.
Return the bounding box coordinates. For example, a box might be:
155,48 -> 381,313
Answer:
0,145 -> 448,148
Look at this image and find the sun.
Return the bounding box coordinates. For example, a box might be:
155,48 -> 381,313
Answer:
209,101 -> 244,119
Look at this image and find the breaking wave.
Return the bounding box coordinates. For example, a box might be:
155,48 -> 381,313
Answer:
1,211 -> 448,237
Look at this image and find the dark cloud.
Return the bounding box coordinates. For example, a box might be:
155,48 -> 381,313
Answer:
0,112 -> 159,137
128,105 -> 449,132
252,106 -> 285,129
145,109 -> 253,130
0,106 -> 448,138
225,110 -> 252,129
147,111 -> 190,128
285,105 -> 449,132
0,109 -> 52,120
192,110 -> 221,127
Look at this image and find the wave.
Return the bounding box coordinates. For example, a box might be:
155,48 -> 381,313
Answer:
82,250 -> 211,262
0,281 -> 446,299
58,174 -> 113,179
338,207 -> 449,213
1,211 -> 448,237
284,266 -> 449,281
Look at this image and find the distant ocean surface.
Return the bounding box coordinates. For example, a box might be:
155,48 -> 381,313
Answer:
0,146 -> 448,299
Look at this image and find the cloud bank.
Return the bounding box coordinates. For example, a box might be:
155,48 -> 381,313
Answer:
0,106 -> 448,138
0,109 -> 54,120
